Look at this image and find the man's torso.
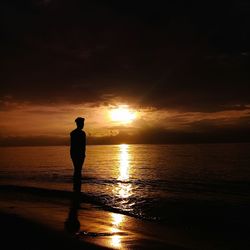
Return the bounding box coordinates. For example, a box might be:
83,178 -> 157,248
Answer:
70,129 -> 86,158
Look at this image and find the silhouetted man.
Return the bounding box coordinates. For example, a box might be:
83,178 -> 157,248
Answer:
70,117 -> 86,192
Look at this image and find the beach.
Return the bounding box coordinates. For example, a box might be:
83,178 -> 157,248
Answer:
0,185 -> 184,249
1,185 -> 249,250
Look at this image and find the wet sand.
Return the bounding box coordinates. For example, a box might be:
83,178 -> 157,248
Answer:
0,185 -> 249,249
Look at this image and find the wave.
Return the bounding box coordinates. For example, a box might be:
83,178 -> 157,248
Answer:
1,171 -> 250,206
1,184 -> 250,227
0,184 -> 158,221
2,171 -> 250,197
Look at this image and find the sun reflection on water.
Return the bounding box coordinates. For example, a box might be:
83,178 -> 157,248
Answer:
114,144 -> 133,199
110,144 -> 131,249
118,144 -> 130,181
112,213 -> 124,227
110,213 -> 125,248
111,235 -> 121,248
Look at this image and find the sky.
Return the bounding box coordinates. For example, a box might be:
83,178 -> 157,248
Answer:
1,0 -> 250,145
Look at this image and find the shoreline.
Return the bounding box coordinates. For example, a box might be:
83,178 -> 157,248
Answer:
0,185 -> 249,249
0,185 -> 186,249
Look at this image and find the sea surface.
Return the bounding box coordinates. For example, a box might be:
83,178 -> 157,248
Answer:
1,143 -> 250,222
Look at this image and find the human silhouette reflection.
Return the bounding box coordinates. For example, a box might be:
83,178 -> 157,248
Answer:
70,117 -> 86,192
64,191 -> 81,234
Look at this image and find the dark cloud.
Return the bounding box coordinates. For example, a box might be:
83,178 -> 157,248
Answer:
1,0 -> 250,112
185,115 -> 250,132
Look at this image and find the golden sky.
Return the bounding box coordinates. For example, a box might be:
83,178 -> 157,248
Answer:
0,101 -> 249,142
1,1 -> 250,144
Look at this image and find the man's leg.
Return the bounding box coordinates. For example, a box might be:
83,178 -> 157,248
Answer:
72,158 -> 84,192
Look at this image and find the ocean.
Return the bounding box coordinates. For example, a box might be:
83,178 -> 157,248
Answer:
1,143 -> 250,222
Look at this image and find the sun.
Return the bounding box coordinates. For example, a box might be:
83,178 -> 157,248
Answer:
110,106 -> 137,124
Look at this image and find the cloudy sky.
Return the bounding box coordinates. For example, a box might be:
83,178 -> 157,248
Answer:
1,0 -> 250,145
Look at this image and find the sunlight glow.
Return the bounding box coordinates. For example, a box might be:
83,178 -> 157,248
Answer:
113,144 -> 133,199
119,144 -> 129,181
117,183 -> 132,198
110,106 -> 137,124
111,235 -> 121,248
110,213 -> 125,248
110,145 -> 132,248
111,213 -> 124,227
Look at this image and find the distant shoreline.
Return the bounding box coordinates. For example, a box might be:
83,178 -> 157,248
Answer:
1,128 -> 250,147
1,141 -> 250,147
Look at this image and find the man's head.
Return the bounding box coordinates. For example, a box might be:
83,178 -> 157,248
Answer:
75,117 -> 85,129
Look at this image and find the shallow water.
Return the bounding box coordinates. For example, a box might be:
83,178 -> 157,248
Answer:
1,143 -> 250,221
